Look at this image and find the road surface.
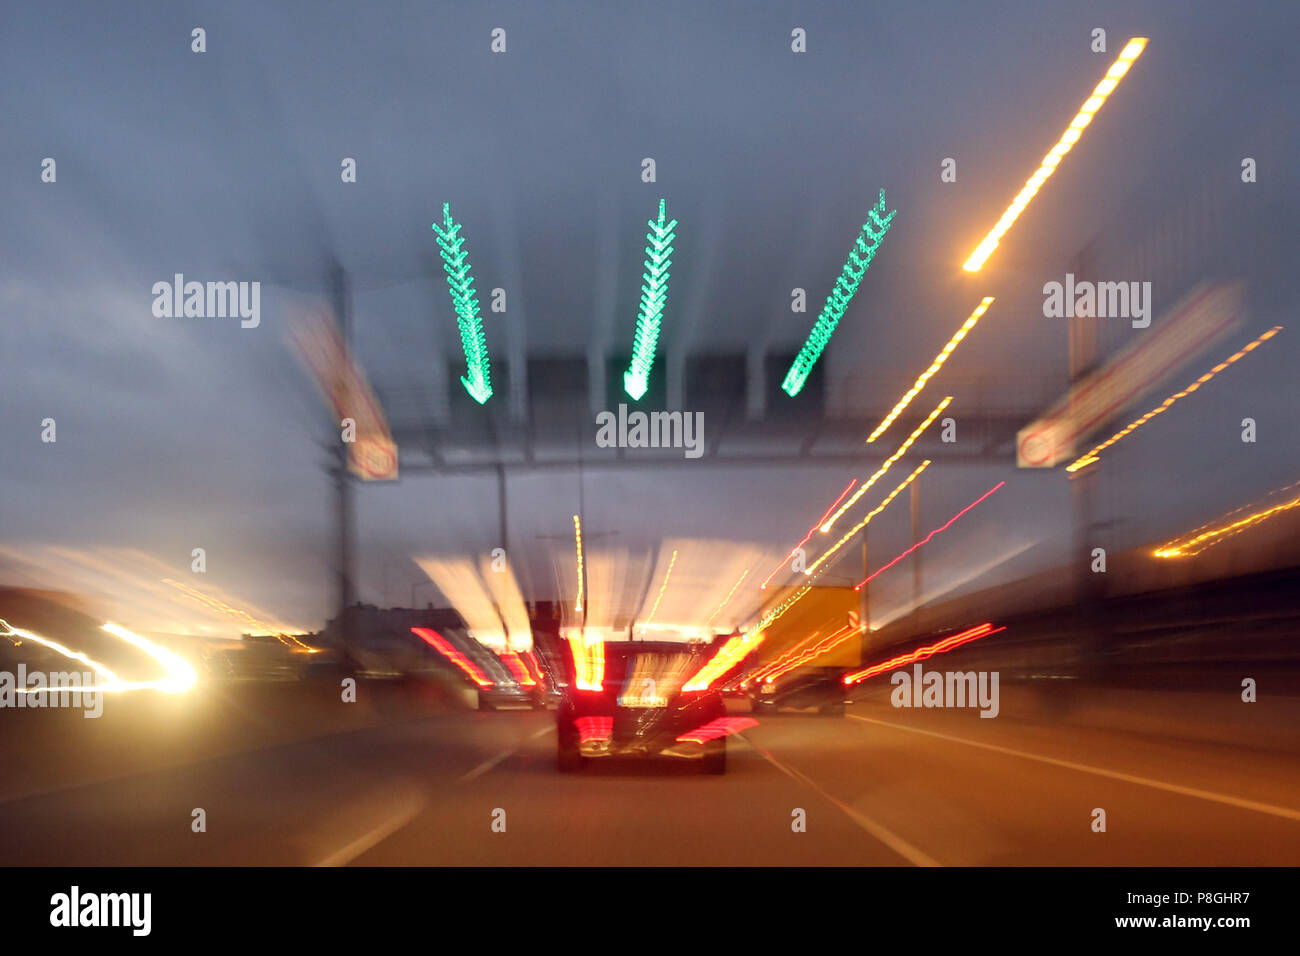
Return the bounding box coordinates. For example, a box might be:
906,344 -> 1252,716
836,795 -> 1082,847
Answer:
2,697 -> 1297,865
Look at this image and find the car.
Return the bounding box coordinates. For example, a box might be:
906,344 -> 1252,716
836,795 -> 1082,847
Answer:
749,666 -> 849,716
555,639 -> 736,773
477,681 -> 548,711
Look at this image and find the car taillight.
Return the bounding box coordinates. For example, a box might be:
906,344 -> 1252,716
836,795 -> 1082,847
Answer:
567,634 -> 604,690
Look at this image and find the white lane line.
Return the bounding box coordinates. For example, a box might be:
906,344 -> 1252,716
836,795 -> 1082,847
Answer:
316,801 -> 425,867
456,724 -> 554,784
737,733 -> 941,867
848,714 -> 1300,823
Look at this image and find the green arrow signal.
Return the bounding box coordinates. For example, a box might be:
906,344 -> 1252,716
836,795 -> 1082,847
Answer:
623,199 -> 678,401
781,189 -> 896,397
432,203 -> 493,404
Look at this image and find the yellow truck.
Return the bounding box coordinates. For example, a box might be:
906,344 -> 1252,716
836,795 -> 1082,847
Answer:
741,586 -> 863,715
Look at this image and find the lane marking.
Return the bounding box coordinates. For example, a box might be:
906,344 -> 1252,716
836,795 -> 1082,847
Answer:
848,714 -> 1300,823
319,721 -> 555,865
456,724 -> 554,784
316,800 -> 425,867
737,733 -> 941,867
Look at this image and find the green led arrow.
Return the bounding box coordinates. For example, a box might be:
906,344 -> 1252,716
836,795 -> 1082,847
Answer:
781,189 -> 896,397
432,203 -> 493,404
623,199 -> 678,401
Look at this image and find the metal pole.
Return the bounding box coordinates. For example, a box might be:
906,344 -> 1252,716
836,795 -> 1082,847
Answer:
910,474 -> 921,623
860,532 -> 870,659
332,263 -> 357,666
1069,242 -> 1102,680
497,463 -> 509,557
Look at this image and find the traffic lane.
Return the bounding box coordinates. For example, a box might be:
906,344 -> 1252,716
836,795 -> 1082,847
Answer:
744,700 -> 1300,865
9,700 -> 1291,866
348,714 -> 920,866
0,712 -> 550,866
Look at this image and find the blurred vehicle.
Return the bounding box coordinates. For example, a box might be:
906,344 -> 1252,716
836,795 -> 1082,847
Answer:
749,666 -> 849,715
477,681 -> 547,711
737,585 -> 862,716
556,639 -> 731,773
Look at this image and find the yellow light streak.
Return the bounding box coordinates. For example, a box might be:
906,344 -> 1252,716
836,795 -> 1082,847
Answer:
566,630 -> 605,691
640,549 -> 679,632
619,654 -> 693,706
0,619 -> 124,689
1153,482 -> 1300,558
962,39 -> 1148,272
704,569 -> 749,628
866,297 -> 994,444
100,622 -> 199,693
1065,326 -> 1283,472
683,632 -> 765,692
572,514 -> 585,612
0,619 -> 197,694
163,578 -> 315,651
746,585 -> 811,638
824,397 -> 950,532
806,460 -> 931,577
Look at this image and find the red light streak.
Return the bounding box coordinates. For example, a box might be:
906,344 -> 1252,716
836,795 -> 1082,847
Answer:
853,481 -> 1005,589
498,650 -> 536,686
521,650 -> 546,685
675,716 -> 758,744
575,716 -> 613,744
412,627 -> 495,689
758,479 -> 859,591
751,623 -> 856,684
842,623 -> 1004,685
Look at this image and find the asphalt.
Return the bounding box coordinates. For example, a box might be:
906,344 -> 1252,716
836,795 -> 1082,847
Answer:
3,697 -> 1297,865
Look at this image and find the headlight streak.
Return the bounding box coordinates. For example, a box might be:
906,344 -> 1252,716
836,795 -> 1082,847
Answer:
824,398 -> 950,533
843,623 -> 1004,685
1065,326 -> 1283,472
1153,480 -> 1300,558
0,619 -> 124,689
853,481 -> 1006,589
961,38 -> 1149,272
0,620 -> 198,694
99,623 -> 199,694
757,480 -> 859,591
806,461 -> 932,578
865,298 -> 992,444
